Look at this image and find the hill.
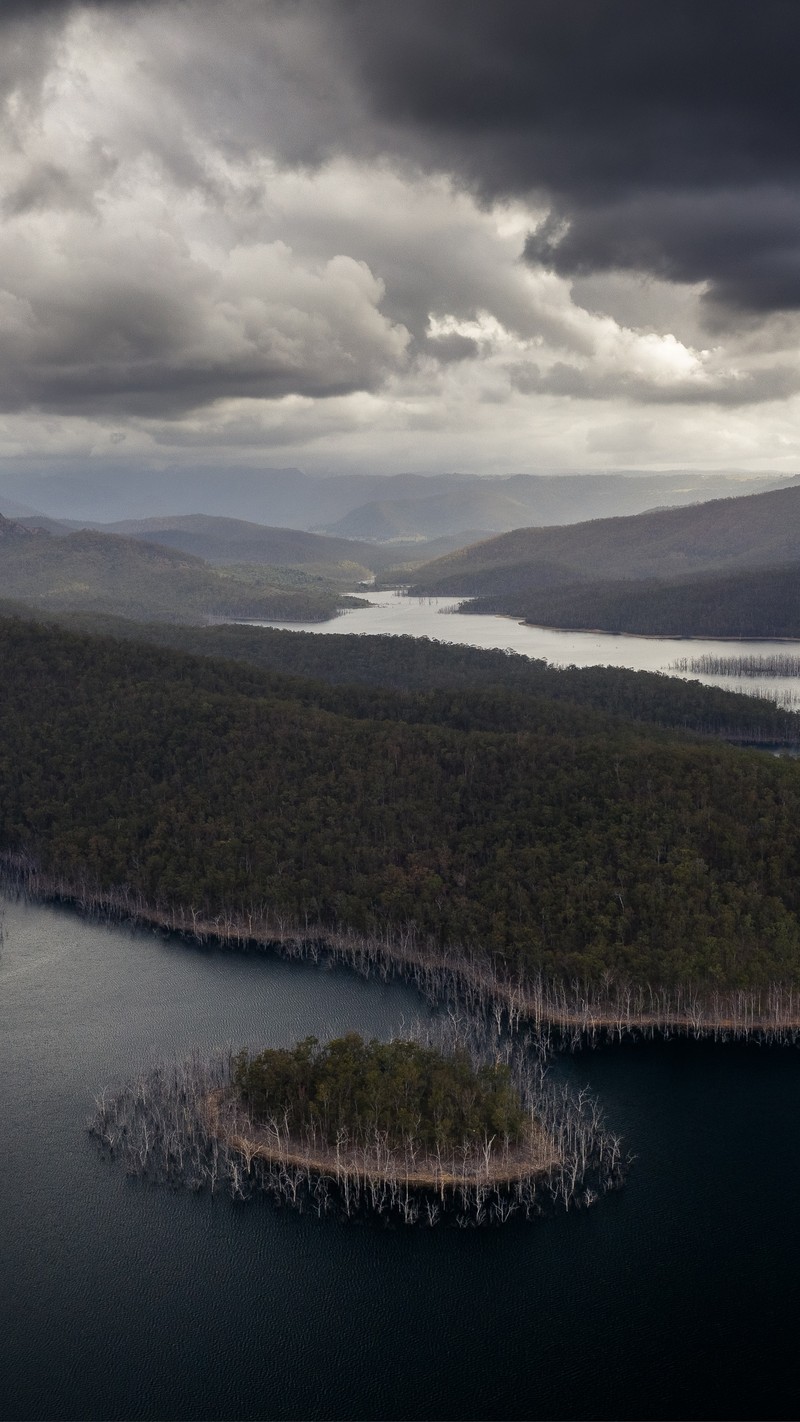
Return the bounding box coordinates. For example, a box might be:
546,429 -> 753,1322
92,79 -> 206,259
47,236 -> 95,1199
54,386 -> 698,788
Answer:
7,600 -> 799,746
317,472 -> 799,542
96,515 -> 383,577
408,483 -> 800,597
4,615 -> 800,989
466,563 -> 800,640
97,515 -> 490,574
0,515 -> 365,622
319,487 -> 545,541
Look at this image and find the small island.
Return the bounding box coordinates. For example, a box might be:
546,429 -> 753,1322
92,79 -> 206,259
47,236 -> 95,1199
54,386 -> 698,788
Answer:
91,1031 -> 625,1225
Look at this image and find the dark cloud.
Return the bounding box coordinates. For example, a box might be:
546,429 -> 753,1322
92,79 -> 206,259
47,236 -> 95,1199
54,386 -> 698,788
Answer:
292,0 -> 800,316
2,0 -> 799,455
422,333 -> 479,364
0,1 -> 141,15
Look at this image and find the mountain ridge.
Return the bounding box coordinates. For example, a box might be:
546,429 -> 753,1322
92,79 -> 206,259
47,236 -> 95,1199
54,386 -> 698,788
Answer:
408,483 -> 800,596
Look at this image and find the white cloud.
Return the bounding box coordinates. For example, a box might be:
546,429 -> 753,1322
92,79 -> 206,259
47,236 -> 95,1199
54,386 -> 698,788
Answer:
0,1 -> 798,476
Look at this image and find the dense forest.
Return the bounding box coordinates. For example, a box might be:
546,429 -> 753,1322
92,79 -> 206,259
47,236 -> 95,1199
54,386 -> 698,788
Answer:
462,561 -> 800,640
233,1035 -> 525,1151
5,615 -> 800,989
4,603 -> 798,745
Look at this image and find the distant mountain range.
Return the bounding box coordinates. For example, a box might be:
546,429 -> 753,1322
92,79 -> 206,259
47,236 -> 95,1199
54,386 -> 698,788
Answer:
409,483 -> 800,597
10,512 -> 476,574
76,515 -> 389,576
5,474 -> 800,637
315,472 -> 795,543
0,466 -> 793,537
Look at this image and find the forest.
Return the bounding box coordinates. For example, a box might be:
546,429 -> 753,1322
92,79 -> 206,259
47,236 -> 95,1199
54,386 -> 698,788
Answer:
233,1034 -> 525,1151
462,562 -> 800,640
5,614 -> 800,990
4,602 -> 799,746
90,1025 -> 623,1223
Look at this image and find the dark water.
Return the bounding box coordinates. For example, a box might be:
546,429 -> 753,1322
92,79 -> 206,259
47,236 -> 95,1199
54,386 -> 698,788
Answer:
3,896 -> 800,1421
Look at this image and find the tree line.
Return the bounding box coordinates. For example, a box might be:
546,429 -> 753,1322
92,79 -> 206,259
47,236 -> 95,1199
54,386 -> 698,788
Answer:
462,561 -> 800,642
6,614 -> 800,989
7,603 -> 800,745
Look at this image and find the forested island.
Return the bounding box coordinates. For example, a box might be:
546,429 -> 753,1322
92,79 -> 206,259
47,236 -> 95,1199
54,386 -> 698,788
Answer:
90,1031 -> 624,1223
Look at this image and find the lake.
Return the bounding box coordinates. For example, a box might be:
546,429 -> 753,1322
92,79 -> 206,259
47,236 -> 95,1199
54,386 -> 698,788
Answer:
254,589 -> 800,708
3,893 -> 800,1421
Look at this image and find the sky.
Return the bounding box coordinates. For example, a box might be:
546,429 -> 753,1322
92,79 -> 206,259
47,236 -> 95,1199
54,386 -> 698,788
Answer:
2,0 -> 800,479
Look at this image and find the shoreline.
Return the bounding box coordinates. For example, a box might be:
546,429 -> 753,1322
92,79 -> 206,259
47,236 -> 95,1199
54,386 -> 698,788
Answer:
91,1050 -> 617,1221
7,858 -> 800,1043
507,613 -> 800,646
205,1090 -> 560,1192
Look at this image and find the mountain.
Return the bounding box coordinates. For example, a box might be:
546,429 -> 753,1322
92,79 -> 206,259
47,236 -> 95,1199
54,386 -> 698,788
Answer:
317,488 -> 536,541
408,483 -> 800,596
466,562 -> 800,640
0,465 -> 792,530
314,472 -> 798,541
15,515 -> 75,534
18,513 -> 487,575
93,515 -> 384,576
0,515 -> 364,622
0,513 -> 37,543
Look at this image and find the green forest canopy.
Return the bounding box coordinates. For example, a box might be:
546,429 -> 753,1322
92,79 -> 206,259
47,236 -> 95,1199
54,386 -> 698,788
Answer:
4,602 -> 798,745
0,516 -> 366,623
233,1034 -> 525,1152
4,614 -> 800,988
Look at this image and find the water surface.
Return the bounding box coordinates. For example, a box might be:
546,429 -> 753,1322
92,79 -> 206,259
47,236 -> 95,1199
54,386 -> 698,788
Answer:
3,895 -> 800,1421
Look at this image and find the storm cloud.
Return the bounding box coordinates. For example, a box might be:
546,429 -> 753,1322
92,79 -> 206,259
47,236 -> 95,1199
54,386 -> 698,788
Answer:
294,0 -> 800,317
1,0 -> 800,475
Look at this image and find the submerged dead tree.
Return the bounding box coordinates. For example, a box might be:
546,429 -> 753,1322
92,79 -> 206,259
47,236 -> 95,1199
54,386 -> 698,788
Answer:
89,1021 -> 626,1226
671,654 -> 800,679
8,858 -> 800,1045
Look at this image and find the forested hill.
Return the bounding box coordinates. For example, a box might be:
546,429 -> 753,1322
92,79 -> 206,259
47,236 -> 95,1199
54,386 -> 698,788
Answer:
0,514 -> 365,622
407,483 -> 800,597
94,514 -> 386,574
465,562 -> 800,640
5,604 -> 799,745
5,615 -> 800,988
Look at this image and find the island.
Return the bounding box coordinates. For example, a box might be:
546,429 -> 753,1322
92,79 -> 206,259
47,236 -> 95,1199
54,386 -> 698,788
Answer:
90,1033 -> 625,1225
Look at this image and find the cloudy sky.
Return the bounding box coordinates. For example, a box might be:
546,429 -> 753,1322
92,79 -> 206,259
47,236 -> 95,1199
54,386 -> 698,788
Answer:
2,0 -> 800,478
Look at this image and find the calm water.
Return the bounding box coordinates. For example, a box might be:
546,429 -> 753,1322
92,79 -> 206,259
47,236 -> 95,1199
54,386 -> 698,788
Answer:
4,895 -> 800,1421
255,589 -> 800,708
